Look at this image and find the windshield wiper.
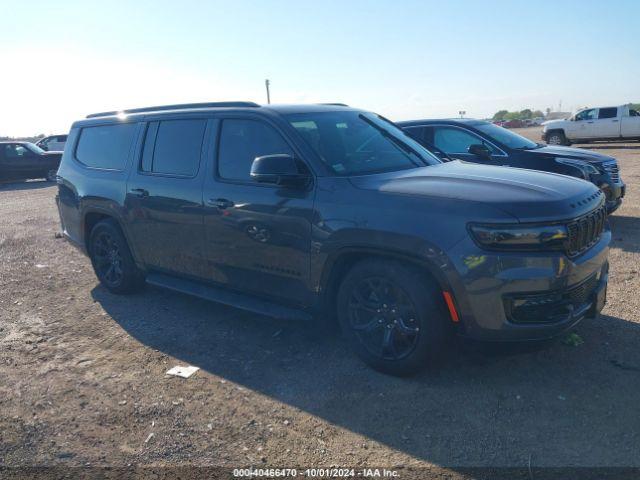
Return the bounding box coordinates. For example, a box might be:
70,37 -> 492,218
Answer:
358,114 -> 426,167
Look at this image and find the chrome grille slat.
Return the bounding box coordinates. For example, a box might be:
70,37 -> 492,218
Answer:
602,161 -> 620,183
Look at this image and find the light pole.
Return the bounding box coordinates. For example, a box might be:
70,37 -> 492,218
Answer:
265,79 -> 271,104
459,110 -> 466,118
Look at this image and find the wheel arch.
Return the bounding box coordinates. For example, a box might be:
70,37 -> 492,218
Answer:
82,208 -> 142,267
318,247 -> 455,324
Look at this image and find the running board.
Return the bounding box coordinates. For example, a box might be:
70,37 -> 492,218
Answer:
146,272 -> 313,322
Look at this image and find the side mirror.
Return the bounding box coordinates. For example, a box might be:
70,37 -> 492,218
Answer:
468,144 -> 491,159
250,154 -> 310,187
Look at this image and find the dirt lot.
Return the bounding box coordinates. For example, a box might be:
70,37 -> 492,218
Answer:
1,127 -> 639,475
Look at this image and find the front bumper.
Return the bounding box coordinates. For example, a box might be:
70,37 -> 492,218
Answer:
602,182 -> 625,213
445,230 -> 610,342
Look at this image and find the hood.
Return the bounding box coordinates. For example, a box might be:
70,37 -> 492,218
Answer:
349,161 -> 603,223
526,145 -> 615,164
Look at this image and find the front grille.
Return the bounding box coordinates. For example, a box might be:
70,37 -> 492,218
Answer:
602,161 -> 620,183
505,274 -> 599,324
566,205 -> 607,257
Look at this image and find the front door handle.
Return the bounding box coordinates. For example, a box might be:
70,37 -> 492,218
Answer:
208,198 -> 234,209
130,188 -> 149,198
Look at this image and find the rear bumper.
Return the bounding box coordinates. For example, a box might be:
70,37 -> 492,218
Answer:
55,194 -> 87,255
445,231 -> 610,342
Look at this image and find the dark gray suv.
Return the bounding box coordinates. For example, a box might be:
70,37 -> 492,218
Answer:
56,102 -> 610,375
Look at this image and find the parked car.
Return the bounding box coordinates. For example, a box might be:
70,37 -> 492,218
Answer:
502,119 -> 525,128
36,134 -> 68,152
399,119 -> 625,212
542,105 -> 640,145
0,141 -> 62,182
56,102 -> 610,375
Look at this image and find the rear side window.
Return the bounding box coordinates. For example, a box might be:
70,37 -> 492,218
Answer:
76,124 -> 137,170
140,119 -> 206,177
217,119 -> 293,181
598,107 -> 618,119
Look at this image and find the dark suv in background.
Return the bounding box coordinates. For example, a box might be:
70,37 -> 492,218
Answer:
398,119 -> 625,212
56,102 -> 610,375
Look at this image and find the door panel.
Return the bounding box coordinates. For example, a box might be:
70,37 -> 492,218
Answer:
125,119 -> 210,278
1,144 -> 39,179
591,107 -> 620,138
202,117 -> 315,305
571,108 -> 598,138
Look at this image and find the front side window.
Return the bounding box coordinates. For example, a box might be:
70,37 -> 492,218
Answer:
575,109 -> 597,121
598,107 -> 618,119
140,119 -> 206,176
286,111 -> 439,176
4,144 -> 29,158
432,127 -> 497,155
76,123 -> 137,170
217,119 -> 293,181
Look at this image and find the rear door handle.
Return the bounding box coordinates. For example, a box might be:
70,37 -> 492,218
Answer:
207,198 -> 234,209
130,188 -> 149,198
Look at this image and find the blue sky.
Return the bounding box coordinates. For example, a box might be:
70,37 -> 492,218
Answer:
1,0 -> 639,136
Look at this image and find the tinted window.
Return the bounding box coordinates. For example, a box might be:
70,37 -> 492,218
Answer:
598,107 -> 618,119
433,127 -> 497,155
630,109 -> 640,117
141,119 -> 206,176
76,124 -> 137,170
4,144 -> 29,158
218,119 -> 293,181
404,126 -> 426,143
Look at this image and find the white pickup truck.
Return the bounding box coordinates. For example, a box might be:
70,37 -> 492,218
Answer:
542,104 -> 640,145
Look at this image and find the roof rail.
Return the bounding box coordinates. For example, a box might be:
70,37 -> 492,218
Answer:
86,101 -> 260,118
318,103 -> 349,107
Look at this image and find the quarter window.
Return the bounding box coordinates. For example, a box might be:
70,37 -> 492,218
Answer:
140,119 -> 206,176
218,119 -> 293,181
432,127 -> 496,155
76,124 -> 137,170
598,107 -> 618,119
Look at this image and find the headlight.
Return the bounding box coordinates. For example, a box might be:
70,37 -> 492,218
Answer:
469,223 -> 568,251
556,157 -> 599,178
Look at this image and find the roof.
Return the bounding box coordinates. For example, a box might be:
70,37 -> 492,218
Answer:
74,102 -> 356,128
396,118 -> 488,127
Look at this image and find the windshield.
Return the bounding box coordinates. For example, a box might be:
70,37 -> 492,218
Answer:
286,111 -> 441,175
474,122 -> 539,150
25,143 -> 45,154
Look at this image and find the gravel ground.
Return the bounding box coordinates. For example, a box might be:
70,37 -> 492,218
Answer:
1,128 -> 639,476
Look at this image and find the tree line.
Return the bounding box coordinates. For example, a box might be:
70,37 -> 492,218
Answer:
492,109 -> 545,121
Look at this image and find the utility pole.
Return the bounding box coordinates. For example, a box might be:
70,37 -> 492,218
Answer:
265,79 -> 271,104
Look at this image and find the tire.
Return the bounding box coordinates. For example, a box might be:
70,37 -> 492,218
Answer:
546,131 -> 569,146
88,219 -> 145,294
337,259 -> 450,376
45,169 -> 58,182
